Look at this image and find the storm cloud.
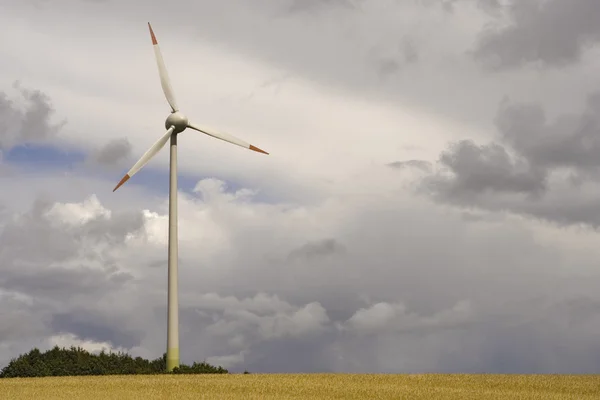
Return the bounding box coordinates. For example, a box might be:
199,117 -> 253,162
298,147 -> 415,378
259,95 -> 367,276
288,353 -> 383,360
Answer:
0,83 -> 65,150
421,91 -> 600,228
91,138 -> 132,168
473,0 -> 600,69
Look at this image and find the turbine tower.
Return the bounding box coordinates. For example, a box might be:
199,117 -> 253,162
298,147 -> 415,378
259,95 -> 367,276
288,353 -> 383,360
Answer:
113,23 -> 268,372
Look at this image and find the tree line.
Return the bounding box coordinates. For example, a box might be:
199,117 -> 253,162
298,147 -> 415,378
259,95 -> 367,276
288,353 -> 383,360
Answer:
0,346 -> 229,378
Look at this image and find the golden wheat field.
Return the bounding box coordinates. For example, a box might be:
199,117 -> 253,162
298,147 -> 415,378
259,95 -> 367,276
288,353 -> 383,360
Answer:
1,374 -> 600,399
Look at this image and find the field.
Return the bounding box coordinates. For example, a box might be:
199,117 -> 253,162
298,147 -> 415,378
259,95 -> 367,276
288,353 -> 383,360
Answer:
1,374 -> 599,399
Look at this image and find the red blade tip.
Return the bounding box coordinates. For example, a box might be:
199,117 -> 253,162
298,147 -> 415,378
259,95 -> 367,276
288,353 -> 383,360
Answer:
249,145 -> 269,155
148,23 -> 158,45
113,174 -> 130,192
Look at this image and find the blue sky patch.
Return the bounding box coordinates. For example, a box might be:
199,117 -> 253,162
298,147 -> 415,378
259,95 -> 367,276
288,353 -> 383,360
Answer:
5,143 -> 86,170
4,142 -> 274,203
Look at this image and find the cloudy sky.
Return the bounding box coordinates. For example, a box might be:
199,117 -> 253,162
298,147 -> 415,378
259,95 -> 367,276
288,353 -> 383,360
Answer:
2,0 -> 600,374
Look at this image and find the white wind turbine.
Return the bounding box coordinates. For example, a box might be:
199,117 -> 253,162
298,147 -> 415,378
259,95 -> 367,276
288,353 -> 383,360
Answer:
113,22 -> 268,372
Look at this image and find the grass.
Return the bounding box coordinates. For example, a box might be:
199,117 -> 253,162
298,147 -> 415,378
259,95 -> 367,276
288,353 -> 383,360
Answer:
1,374 -> 599,399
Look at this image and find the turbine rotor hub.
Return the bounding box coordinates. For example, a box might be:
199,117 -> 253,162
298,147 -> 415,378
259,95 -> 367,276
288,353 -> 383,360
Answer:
166,112 -> 188,133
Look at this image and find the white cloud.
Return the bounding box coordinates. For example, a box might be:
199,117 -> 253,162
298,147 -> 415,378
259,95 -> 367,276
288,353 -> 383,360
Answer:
45,195 -> 111,226
48,333 -> 128,355
341,300 -> 472,336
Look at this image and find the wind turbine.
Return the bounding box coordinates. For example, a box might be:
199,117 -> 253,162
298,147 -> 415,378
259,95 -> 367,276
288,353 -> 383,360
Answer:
113,22 -> 268,372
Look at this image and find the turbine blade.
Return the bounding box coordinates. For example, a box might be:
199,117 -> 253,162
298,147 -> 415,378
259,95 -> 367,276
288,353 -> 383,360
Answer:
187,121 -> 269,155
148,22 -> 179,112
113,126 -> 175,192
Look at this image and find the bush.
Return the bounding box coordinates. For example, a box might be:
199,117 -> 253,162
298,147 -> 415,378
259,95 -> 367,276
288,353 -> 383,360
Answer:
0,346 -> 229,378
172,362 -> 227,374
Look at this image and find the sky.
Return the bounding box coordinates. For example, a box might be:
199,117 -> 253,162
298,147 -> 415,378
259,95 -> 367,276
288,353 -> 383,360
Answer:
1,0 -> 600,374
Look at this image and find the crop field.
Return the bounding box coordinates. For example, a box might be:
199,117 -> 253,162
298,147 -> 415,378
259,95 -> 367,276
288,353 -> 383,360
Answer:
1,374 -> 599,399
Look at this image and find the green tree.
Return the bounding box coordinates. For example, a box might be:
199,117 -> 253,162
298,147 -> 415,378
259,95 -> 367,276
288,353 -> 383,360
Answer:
0,347 -> 229,377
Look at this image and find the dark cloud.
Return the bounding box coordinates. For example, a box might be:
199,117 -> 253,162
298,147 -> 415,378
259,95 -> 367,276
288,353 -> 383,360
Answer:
437,295 -> 600,374
373,37 -> 419,78
387,159 -> 432,172
82,210 -> 145,245
496,93 -> 600,172
401,38 -> 419,64
473,0 -> 600,69
287,238 -> 346,261
425,139 -> 546,200
2,266 -> 131,300
376,58 -> 402,78
420,91 -> 600,227
91,138 -> 132,167
242,336 -> 335,373
51,311 -> 141,349
0,293 -> 50,342
0,83 -> 65,149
